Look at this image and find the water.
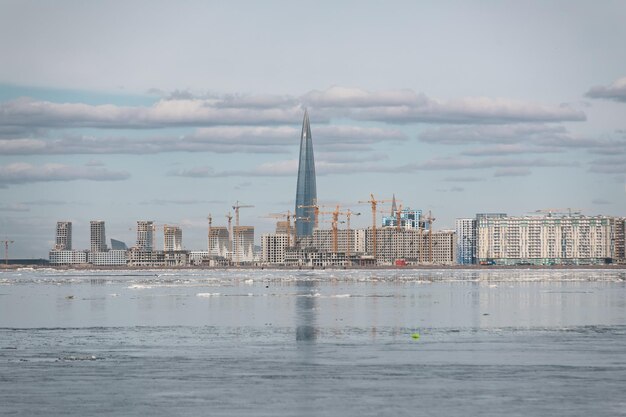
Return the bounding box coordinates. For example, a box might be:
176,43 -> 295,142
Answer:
1,269 -> 625,416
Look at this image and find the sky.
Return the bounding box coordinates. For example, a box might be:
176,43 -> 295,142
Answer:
0,0 -> 625,258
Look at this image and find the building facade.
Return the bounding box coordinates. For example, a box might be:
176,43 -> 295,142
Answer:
477,214 -> 614,265
455,218 -> 476,265
233,226 -> 254,264
49,250 -> 87,265
163,225 -> 183,251
136,221 -> 154,251
55,221 -> 72,251
261,233 -> 290,264
90,220 -> 107,252
88,250 -> 128,266
208,226 -> 230,257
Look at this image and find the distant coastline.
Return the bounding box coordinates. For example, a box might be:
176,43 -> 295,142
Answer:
2,264 -> 625,271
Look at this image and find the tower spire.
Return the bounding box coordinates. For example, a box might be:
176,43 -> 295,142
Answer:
295,110 -> 317,237
391,194 -> 397,216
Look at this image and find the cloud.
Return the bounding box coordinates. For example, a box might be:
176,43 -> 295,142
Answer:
0,203 -> 30,212
592,198 -> 611,205
585,77 -> 626,102
407,156 -> 576,171
460,144 -> 562,156
351,97 -> 585,124
494,167 -> 532,177
138,199 -> 226,206
0,162 -> 130,186
588,155 -> 626,174
302,86 -> 419,108
0,124 -> 407,156
84,159 -> 105,166
443,176 -> 485,182
0,87 -> 586,132
436,186 -> 465,193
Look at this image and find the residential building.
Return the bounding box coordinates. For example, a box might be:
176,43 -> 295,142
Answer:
233,226 -> 254,263
477,214 -> 614,265
90,220 -> 107,252
49,250 -> 87,265
163,225 -> 182,251
55,221 -> 72,251
208,226 -> 230,257
261,233 -> 290,264
455,218 -> 476,265
88,250 -> 128,266
136,221 -> 154,251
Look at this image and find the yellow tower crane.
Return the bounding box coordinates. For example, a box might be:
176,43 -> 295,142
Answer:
357,194 -> 396,261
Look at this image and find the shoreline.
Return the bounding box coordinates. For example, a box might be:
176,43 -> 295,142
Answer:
2,264 -> 626,271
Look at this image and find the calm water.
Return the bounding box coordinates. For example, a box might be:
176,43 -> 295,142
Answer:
1,268 -> 625,416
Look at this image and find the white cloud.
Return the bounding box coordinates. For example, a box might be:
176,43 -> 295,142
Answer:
407,156 -> 576,171
586,77 -> 626,102
0,162 -> 130,186
494,167 -> 532,177
0,124 -> 407,156
0,87 -> 586,132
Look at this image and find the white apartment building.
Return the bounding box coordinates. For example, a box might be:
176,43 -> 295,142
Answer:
90,220 -> 107,252
49,250 -> 87,265
261,233 -> 290,264
477,215 -> 614,265
87,250 -> 128,266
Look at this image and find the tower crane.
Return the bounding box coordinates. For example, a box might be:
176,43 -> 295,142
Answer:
1,240 -> 14,266
207,213 -> 213,255
297,200 -> 320,229
357,194 -> 396,261
225,212 -> 233,255
265,211 -> 295,247
344,209 -> 361,265
421,210 -> 436,263
232,201 -> 254,266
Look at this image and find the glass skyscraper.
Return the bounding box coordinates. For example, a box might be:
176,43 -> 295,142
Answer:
295,110 -> 317,236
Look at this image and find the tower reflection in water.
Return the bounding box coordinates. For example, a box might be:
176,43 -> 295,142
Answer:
295,280 -> 318,342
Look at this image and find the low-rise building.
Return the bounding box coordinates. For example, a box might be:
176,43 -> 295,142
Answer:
49,250 -> 87,265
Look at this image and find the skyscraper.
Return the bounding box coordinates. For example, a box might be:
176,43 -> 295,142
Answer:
55,221 -> 72,250
136,221 -> 154,251
163,225 -> 183,251
90,220 -> 107,252
295,110 -> 317,236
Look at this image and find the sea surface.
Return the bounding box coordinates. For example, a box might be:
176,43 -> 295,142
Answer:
1,268 -> 625,416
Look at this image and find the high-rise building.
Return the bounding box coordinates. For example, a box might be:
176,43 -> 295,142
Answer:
136,221 -> 154,251
208,226 -> 230,257
295,110 -> 317,237
455,218 -> 476,265
90,220 -> 107,252
55,221 -> 72,250
163,225 -> 183,251
233,226 -> 254,263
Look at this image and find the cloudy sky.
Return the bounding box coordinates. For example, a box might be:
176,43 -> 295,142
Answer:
1,0 -> 625,258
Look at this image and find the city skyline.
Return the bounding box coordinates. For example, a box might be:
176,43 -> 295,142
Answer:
1,1 -> 625,258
